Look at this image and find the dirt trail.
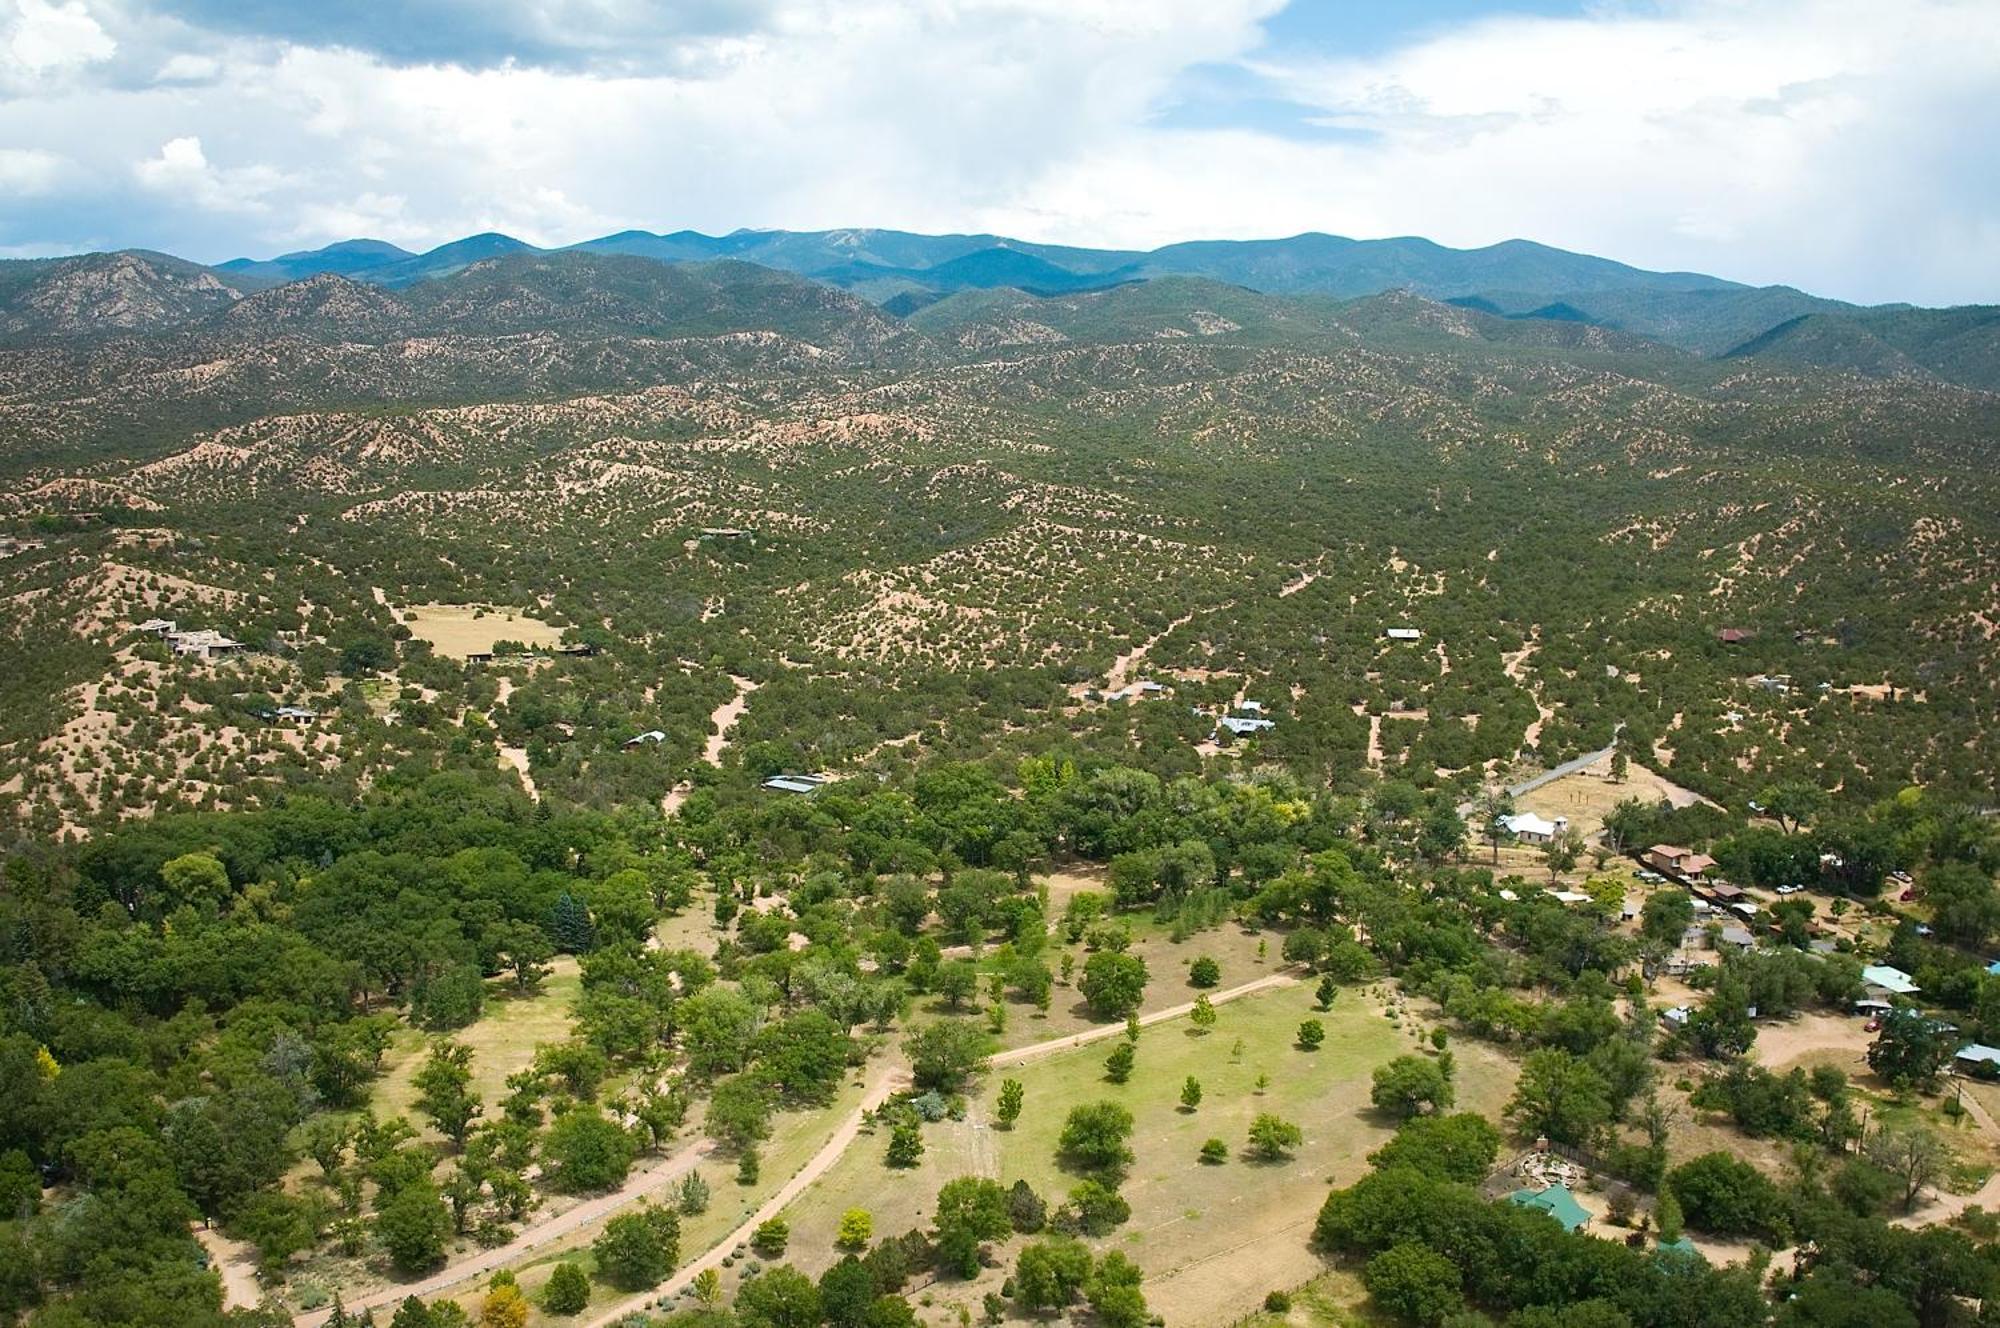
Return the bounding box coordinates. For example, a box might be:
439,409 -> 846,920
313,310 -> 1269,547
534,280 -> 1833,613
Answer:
196,1225 -> 262,1311
991,969 -> 1300,1068
663,674 -> 758,815
497,744 -> 538,802
584,1062 -> 908,1327
1100,612 -> 1196,694
303,971 -> 1301,1326
295,1138 -> 715,1326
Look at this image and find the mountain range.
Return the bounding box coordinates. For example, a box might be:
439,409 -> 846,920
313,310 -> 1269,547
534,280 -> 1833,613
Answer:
0,226 -> 1994,390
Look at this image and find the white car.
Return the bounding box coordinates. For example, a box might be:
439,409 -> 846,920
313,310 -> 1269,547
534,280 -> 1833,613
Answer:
1776,884 -> 1805,896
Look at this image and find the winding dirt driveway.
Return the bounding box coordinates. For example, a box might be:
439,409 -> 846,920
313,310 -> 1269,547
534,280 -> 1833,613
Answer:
296,970 -> 1301,1325
583,1061 -> 908,1327
295,1138 -> 715,1326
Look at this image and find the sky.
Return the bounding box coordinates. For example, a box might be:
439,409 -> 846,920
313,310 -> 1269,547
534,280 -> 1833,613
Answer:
1,0 -> 1997,305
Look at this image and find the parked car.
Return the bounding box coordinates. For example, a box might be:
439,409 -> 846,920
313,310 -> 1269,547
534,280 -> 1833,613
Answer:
1776,884 -> 1805,896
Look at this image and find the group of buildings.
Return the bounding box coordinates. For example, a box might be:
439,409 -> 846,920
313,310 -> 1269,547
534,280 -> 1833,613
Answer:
136,617 -> 246,661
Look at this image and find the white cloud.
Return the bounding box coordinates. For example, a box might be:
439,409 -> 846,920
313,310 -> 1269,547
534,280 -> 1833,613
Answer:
3,0 -> 115,78
0,144 -> 62,191
0,0 -> 1995,303
133,132 -> 293,213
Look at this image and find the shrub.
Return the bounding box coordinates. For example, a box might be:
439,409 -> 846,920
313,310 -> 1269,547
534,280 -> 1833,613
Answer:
752,1217 -> 790,1257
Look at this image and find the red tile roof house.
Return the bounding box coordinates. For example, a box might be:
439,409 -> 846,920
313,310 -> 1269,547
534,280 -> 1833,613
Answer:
1716,628 -> 1752,645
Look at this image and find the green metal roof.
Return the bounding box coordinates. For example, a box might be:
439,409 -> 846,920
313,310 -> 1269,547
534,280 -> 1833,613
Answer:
1508,1183 -> 1590,1232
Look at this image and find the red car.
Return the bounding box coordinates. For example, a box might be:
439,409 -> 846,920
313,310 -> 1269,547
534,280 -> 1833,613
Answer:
1900,889 -> 1917,901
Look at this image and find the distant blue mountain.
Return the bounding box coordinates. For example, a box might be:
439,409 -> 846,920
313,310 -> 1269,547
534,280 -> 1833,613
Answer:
225,226 -> 1744,306
218,238 -> 414,284
189,226 -> 1999,387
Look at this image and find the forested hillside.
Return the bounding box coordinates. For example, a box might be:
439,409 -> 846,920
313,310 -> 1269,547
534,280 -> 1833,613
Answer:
1,247 -> 1997,1328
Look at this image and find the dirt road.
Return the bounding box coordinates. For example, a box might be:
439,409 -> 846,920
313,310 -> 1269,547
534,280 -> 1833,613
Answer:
991,969 -> 1300,1067
583,1063 -> 908,1327
295,1138 -> 715,1326
196,1225 -> 262,1311
300,969 -> 1301,1325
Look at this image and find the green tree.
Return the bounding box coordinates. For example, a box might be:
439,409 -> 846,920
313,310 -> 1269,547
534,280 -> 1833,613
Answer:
1189,993 -> 1217,1033
1366,1114 -> 1500,1184
1370,1054 -> 1453,1120
1543,827 -> 1586,880
1062,1178 -> 1131,1235
936,960 -> 980,1011
1640,890 -> 1695,947
996,1078 -> 1024,1128
1188,956 -> 1221,988
753,1217 -> 790,1256
1506,1049 -> 1611,1146
591,1203 -> 680,1290
1666,1153 -> 1786,1240
1058,1101 -> 1135,1176
414,1040 -> 483,1150
1247,1113 -> 1303,1161
1297,1019 -> 1326,1051
886,1120 -> 924,1168
1868,1007 -> 1955,1091
1315,976 -> 1337,1011
549,892 -> 595,953
542,1262 -> 589,1315
1363,1242 -> 1463,1326
159,851 -> 230,913
1654,1184 -> 1684,1243
1103,1042 -> 1135,1084
934,1177 -> 1011,1278
904,1020 -> 993,1093
1079,952 -> 1149,1019
376,1178 -> 453,1272
1086,1251 -> 1149,1328
1008,1178 -> 1047,1233
543,1107 -> 635,1191
1179,1076 -> 1202,1111
737,1266 -> 823,1328
1013,1238 -> 1093,1314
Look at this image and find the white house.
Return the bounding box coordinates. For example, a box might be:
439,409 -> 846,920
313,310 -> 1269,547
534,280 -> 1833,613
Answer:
1861,965 -> 1920,996
1219,715 -> 1275,736
624,730 -> 668,748
1501,811 -> 1568,845
1385,627 -> 1422,641
763,773 -> 834,794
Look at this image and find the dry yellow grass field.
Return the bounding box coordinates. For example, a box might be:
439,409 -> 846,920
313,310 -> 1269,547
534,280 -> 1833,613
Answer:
402,603 -> 566,659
